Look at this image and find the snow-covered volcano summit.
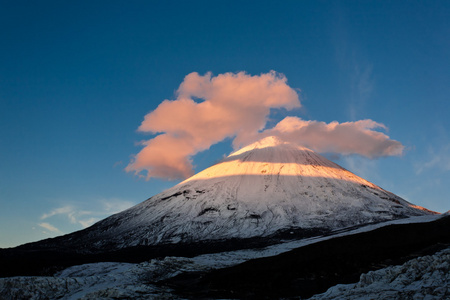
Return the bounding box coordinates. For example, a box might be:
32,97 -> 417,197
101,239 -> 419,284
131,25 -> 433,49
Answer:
61,137 -> 433,250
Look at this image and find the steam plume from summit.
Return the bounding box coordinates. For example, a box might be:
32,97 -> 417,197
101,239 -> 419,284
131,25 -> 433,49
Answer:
126,71 -> 404,180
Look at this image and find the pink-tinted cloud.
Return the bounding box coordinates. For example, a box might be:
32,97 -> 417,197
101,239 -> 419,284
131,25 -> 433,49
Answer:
127,71 -> 404,180
253,117 -> 404,158
126,71 -> 301,179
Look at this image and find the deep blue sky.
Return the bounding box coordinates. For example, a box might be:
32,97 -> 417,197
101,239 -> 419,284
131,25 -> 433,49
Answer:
1,1 -> 449,247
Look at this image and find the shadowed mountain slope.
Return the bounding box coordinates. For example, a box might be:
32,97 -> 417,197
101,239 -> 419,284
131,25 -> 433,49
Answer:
163,214 -> 450,299
39,136 -> 431,250
0,137 -> 436,277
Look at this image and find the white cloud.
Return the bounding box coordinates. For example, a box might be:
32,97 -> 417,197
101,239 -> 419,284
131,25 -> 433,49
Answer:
40,206 -> 74,220
38,222 -> 60,233
38,198 -> 135,232
79,218 -> 98,228
416,144 -> 450,174
101,198 -> 135,214
40,205 -> 93,228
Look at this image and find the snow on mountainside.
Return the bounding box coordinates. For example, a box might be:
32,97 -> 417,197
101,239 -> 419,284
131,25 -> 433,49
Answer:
2,248 -> 448,299
52,136 -> 433,250
1,137 -> 445,299
309,246 -> 450,300
1,215 -> 447,299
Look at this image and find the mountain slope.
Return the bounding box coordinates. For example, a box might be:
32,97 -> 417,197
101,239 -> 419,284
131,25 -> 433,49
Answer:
1,215 -> 448,299
163,214 -> 450,299
39,136 -> 433,251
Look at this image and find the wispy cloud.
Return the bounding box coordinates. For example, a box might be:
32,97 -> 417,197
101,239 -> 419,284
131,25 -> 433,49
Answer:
78,218 -> 98,228
349,63 -> 374,120
39,198 -> 135,232
38,222 -> 61,233
40,205 -> 93,228
40,206 -> 73,220
330,5 -> 374,120
101,198 -> 135,215
416,144 -> 450,174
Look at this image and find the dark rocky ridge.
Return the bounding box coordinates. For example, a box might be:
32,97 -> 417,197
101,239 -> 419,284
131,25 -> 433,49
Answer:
0,227 -> 328,277
161,215 -> 450,299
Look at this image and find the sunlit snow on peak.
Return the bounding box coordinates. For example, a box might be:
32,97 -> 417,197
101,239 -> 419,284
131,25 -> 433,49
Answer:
182,136 -> 377,187
41,137 -> 433,249
229,136 -> 288,156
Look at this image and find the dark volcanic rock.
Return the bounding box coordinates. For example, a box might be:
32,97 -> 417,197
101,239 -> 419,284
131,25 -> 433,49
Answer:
162,215 -> 450,299
0,227 -> 328,277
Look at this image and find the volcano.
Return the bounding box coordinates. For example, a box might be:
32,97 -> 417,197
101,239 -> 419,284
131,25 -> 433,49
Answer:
1,137 -> 447,299
28,136 -> 433,253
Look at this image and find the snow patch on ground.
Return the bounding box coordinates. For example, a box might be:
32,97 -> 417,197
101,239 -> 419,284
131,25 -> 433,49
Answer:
309,247 -> 450,300
0,215 -> 445,299
0,261 -> 175,300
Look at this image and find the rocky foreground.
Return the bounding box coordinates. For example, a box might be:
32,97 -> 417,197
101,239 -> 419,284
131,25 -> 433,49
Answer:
310,247 -> 450,300
1,214 -> 448,299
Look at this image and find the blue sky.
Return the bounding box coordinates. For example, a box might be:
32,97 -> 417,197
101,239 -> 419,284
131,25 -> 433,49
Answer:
1,1 -> 449,248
